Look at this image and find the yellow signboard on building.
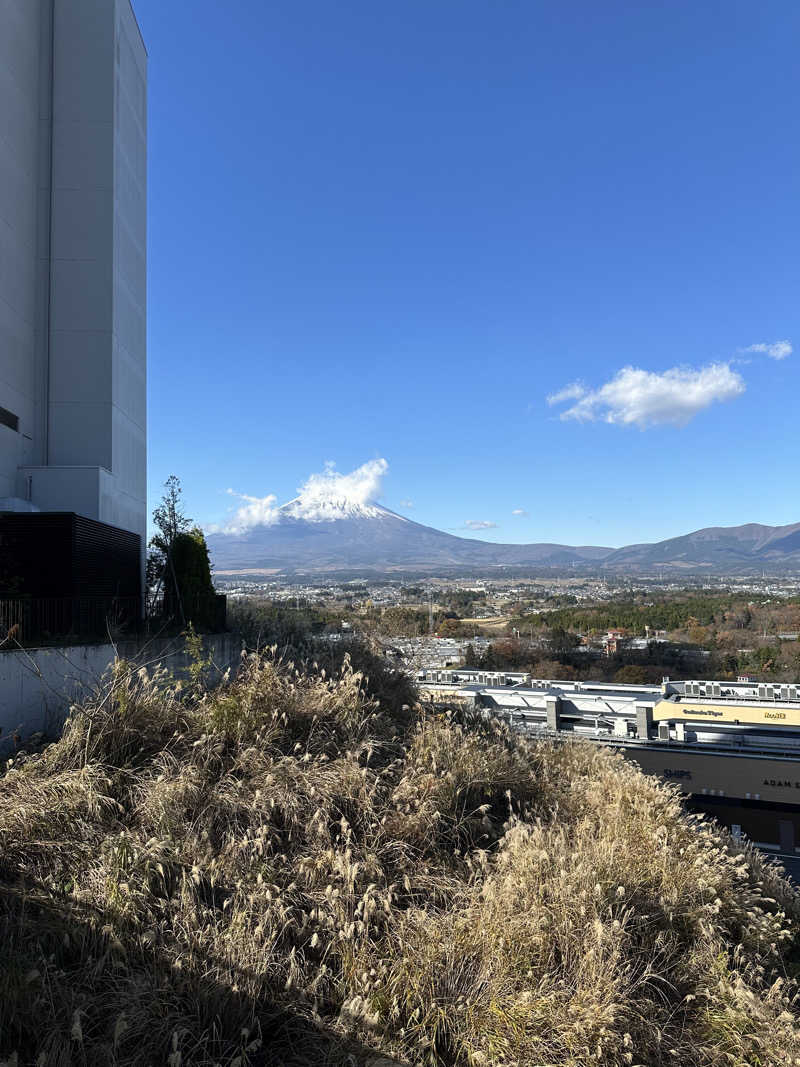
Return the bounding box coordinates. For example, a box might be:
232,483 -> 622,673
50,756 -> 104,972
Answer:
653,699 -> 800,728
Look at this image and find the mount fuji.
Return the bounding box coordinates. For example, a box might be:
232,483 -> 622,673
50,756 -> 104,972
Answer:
206,496 -> 614,575
205,461 -> 800,576
205,501 -> 800,578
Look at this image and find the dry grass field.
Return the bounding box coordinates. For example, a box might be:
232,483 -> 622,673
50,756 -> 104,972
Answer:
458,615 -> 513,634
1,648 -> 800,1065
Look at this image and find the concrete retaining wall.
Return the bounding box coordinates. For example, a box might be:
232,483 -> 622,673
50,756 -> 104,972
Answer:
0,632 -> 242,751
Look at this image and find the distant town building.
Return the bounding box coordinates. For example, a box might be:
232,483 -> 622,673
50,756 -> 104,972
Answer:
604,629 -> 627,655
0,1 -> 147,553
645,626 -> 667,641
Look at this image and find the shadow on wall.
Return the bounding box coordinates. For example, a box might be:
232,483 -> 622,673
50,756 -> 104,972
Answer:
0,632 -> 243,754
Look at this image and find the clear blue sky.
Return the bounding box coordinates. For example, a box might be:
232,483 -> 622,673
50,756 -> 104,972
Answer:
135,0 -> 799,549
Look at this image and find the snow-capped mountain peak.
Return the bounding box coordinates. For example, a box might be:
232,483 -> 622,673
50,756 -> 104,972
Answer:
212,459 -> 394,535
283,459 -> 390,523
280,496 -> 389,523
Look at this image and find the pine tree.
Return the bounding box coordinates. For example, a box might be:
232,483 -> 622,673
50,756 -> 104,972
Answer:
150,475 -> 191,555
148,475 -> 193,622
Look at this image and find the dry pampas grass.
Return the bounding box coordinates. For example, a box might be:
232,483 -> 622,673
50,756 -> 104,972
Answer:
1,649 -> 799,1065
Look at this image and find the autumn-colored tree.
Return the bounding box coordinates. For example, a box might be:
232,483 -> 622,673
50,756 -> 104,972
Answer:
614,665 -> 651,685
533,659 -> 577,680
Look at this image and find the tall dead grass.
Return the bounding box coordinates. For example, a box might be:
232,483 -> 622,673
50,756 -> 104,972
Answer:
1,651 -> 799,1065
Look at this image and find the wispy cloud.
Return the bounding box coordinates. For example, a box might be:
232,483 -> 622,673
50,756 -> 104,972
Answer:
207,489 -> 280,535
547,363 -> 745,429
546,382 -> 587,406
399,499 -> 414,509
743,339 -> 792,361
463,520 -> 498,530
512,508 -> 528,517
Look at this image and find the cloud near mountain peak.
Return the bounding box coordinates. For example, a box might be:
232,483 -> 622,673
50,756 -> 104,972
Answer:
210,459 -> 389,534
288,458 -> 388,520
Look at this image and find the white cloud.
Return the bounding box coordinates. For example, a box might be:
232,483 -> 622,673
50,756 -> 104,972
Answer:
743,339 -> 792,361
286,458 -> 388,520
512,508 -> 529,517
210,489 -> 280,535
546,382 -> 587,406
210,458 -> 389,533
399,499 -> 414,509
548,362 -> 745,429
463,520 -> 498,530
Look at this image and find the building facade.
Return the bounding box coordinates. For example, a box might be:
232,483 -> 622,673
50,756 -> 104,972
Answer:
0,0 -> 147,549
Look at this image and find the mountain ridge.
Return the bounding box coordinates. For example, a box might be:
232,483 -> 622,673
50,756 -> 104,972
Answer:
206,502 -> 800,576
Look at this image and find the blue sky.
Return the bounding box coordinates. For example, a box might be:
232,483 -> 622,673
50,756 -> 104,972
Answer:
135,0 -> 799,549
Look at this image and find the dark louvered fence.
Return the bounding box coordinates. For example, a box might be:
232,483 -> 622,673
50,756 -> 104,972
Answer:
0,593 -> 227,647
0,596 -> 143,646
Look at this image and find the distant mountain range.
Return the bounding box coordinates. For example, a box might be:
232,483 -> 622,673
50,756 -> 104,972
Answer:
206,499 -> 800,576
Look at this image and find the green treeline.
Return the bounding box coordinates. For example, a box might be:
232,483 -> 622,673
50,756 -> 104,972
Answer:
510,592 -> 800,637
514,595 -> 740,635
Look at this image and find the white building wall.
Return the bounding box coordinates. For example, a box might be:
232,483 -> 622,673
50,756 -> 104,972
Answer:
0,634 -> 243,753
0,1 -> 51,495
111,0 -> 147,548
47,0 -> 116,472
0,0 -> 146,551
